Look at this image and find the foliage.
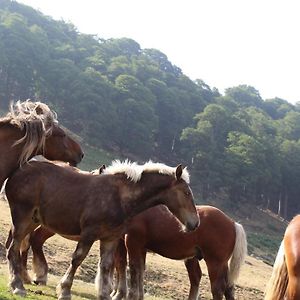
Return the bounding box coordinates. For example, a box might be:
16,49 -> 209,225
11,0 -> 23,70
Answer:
1,0 -> 300,218
0,0 -> 211,160
247,232 -> 282,264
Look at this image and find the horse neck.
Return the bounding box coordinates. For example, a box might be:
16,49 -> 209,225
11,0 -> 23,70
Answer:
120,173 -> 173,218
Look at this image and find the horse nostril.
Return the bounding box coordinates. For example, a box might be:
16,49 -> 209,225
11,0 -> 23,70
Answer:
81,152 -> 84,159
186,220 -> 199,232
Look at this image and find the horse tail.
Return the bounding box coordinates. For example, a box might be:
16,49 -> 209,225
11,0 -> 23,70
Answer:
264,241 -> 288,300
228,222 -> 247,286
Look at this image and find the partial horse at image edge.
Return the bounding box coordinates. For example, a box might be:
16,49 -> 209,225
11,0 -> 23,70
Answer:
264,215 -> 300,300
0,99 -> 84,188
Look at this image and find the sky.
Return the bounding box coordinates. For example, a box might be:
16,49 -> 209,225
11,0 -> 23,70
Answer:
17,0 -> 300,104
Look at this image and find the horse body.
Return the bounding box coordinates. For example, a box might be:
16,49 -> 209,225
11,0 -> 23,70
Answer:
112,205 -> 247,300
5,160 -> 199,300
0,100 -> 84,188
265,215 -> 300,300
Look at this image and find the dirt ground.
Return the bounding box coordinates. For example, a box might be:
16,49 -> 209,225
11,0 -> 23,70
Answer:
0,199 -> 272,299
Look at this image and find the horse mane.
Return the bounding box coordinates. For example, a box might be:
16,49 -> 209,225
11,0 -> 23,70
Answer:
103,160 -> 190,183
0,100 -> 58,165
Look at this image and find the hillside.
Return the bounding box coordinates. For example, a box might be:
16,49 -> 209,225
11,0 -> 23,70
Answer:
1,1 -> 300,219
0,199 -> 276,300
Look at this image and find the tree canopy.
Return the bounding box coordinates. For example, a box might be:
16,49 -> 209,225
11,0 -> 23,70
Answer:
1,0 -> 300,219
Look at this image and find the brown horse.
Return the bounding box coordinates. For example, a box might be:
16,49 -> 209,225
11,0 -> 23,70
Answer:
109,205 -> 247,300
5,160 -> 199,299
265,215 -> 300,300
5,162 -> 105,285
0,100 -> 84,188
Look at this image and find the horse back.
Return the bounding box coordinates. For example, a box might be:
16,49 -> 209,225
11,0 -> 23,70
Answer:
5,161 -> 125,237
196,205 -> 236,261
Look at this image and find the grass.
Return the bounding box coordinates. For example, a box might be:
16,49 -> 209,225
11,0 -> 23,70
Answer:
247,232 -> 282,264
0,266 -> 96,299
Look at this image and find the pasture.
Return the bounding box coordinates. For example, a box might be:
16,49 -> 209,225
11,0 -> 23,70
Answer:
0,199 -> 274,299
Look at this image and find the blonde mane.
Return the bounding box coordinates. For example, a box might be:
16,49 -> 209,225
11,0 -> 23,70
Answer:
103,160 -> 190,183
0,100 -> 58,165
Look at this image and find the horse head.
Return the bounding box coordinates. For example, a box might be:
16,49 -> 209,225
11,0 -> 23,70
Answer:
3,100 -> 84,166
162,164 -> 199,232
43,125 -> 84,167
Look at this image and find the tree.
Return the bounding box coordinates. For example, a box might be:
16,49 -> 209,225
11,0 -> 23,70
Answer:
225,85 -> 264,108
263,97 -> 294,119
116,98 -> 158,156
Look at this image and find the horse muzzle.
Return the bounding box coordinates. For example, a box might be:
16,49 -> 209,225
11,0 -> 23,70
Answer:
185,218 -> 200,232
69,152 -> 84,167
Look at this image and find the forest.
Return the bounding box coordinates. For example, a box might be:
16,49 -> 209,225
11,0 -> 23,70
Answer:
1,0 -> 300,219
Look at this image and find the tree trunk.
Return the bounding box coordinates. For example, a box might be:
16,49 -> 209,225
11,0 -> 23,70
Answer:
278,192 -> 282,216
283,193 -> 288,220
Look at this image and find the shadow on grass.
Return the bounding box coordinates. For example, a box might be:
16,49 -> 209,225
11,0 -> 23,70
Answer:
25,282 -> 97,300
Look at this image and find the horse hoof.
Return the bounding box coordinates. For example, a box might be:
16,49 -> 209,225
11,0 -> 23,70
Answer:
34,280 -> 47,286
13,288 -> 26,297
58,296 -> 71,300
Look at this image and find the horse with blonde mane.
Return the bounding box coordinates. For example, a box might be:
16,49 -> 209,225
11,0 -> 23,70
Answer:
5,160 -> 199,299
265,215 -> 300,300
0,100 -> 84,188
110,205 -> 247,300
4,161 -> 105,285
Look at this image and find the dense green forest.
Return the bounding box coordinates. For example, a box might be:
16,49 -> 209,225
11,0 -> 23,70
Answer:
1,0 -> 300,219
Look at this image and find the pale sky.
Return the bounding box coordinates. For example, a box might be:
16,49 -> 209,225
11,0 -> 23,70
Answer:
17,0 -> 300,104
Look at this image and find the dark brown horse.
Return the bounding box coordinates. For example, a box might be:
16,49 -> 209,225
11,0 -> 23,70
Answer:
110,205 -> 247,300
265,215 -> 300,300
5,160 -> 199,299
5,162 -> 105,285
0,100 -> 84,188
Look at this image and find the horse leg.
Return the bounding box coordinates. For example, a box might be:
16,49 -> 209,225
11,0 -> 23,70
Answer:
95,239 -> 119,300
137,250 -> 146,300
30,226 -> 55,285
6,228 -> 32,284
7,217 -> 37,296
206,260 -> 228,300
20,234 -> 32,284
7,236 -> 25,296
112,238 -> 127,300
224,280 -> 235,300
127,246 -> 146,300
287,275 -> 300,300
184,257 -> 202,300
56,236 -> 94,300
5,228 -> 12,249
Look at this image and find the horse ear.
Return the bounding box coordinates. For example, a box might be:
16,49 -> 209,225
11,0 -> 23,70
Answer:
99,164 -> 106,174
175,164 -> 183,180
